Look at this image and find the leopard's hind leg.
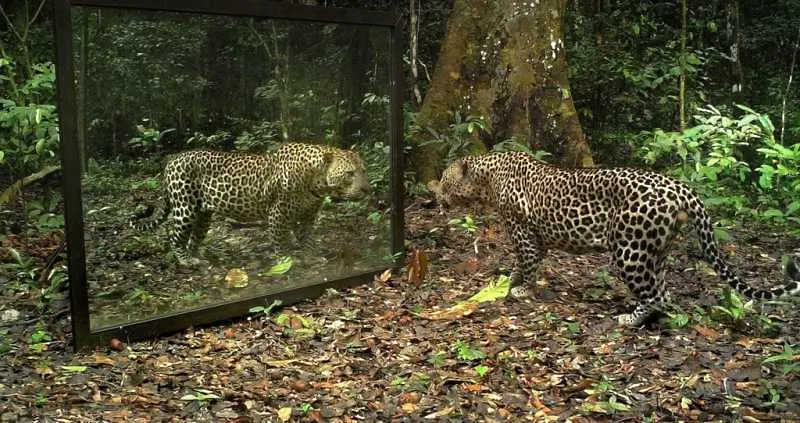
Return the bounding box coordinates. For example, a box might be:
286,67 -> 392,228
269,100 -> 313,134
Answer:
187,210 -> 213,256
610,208 -> 676,326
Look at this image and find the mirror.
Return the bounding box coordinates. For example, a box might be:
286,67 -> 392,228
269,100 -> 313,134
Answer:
71,7 -> 394,330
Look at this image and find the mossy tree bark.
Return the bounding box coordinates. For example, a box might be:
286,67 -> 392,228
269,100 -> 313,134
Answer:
410,0 -> 594,183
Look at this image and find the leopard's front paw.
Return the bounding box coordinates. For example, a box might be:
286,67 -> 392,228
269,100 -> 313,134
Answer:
510,286 -> 528,299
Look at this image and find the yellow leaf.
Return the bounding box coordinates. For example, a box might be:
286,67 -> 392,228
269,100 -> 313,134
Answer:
421,275 -> 511,321
401,402 -> 418,413
34,365 -> 54,376
376,268 -> 392,282
225,268 -> 249,288
93,353 -> 115,366
462,275 -> 510,304
277,407 -> 293,421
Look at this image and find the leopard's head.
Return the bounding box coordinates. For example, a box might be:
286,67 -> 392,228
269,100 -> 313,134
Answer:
428,158 -> 491,209
323,150 -> 372,200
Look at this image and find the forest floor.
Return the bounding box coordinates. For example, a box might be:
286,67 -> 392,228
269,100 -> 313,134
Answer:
1,196 -> 800,422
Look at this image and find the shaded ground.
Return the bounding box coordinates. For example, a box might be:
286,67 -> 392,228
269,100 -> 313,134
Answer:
1,196 -> 799,422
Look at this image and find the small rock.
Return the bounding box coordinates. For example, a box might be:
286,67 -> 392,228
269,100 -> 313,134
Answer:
321,406 -> 344,418
0,309 -> 20,323
291,380 -> 311,392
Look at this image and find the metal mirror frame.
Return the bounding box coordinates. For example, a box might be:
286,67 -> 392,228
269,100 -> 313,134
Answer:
52,0 -> 404,351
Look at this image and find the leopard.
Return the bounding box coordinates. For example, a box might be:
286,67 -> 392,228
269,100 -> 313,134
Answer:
428,151 -> 800,326
130,143 -> 371,264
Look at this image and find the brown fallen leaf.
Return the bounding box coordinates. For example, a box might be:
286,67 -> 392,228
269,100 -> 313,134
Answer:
461,383 -> 485,392
104,410 -> 130,420
308,410 -> 324,423
694,325 -> 719,339
399,392 -> 420,404
420,302 -> 479,320
736,338 -> 784,348
291,380 -> 311,392
376,311 -> 398,321
247,379 -> 270,393
530,393 -> 550,412
454,256 -> 479,275
484,223 -> 500,241
407,248 -> 428,286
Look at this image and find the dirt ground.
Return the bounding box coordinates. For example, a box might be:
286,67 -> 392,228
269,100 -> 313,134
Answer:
1,197 -> 799,422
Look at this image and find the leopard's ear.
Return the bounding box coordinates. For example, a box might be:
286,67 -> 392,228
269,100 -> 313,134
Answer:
320,151 -> 335,168
451,158 -> 470,180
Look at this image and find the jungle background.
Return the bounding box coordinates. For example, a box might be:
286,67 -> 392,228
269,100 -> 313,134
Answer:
1,0 -> 799,421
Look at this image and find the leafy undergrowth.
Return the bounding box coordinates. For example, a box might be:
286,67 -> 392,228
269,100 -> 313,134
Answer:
1,198 -> 799,422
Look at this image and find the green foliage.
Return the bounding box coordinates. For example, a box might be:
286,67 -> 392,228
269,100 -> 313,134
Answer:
712,287 -> 749,322
0,329 -> 11,355
249,299 -> 283,316
566,1 -> 712,163
447,215 -> 477,234
582,376 -> 631,414
29,326 -> 51,352
758,380 -> 784,409
180,389 -> 220,402
128,123 -> 175,152
258,256 -> 294,277
0,57 -> 59,179
25,192 -> 64,231
491,139 -> 552,161
232,122 -> 279,151
708,286 -> 777,334
452,340 -> 486,362
638,104 -> 800,225
762,344 -> 799,375
415,111 -> 487,166
357,141 -> 391,197
473,365 -> 490,377
426,350 -> 447,367
666,309 -> 690,329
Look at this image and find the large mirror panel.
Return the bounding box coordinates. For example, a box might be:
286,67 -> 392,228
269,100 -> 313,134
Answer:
72,7 -> 393,330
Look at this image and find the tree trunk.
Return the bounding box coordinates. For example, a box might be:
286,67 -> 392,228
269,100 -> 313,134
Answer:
410,0 -> 594,183
727,0 -> 744,103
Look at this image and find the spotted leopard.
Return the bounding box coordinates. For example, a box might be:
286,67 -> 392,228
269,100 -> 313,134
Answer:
130,143 -> 371,264
429,151 -> 800,326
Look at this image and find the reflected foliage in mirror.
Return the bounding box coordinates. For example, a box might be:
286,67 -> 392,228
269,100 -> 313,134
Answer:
73,8 -> 393,329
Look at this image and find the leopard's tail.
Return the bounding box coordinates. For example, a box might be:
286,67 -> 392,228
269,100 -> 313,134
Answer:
685,195 -> 800,300
129,199 -> 170,231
